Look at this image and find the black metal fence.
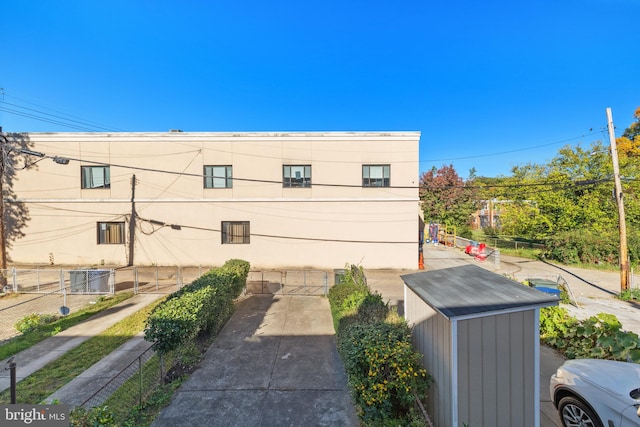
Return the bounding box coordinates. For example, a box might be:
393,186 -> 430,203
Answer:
79,344 -> 176,424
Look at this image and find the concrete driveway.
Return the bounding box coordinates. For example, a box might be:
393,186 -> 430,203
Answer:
152,294 -> 358,427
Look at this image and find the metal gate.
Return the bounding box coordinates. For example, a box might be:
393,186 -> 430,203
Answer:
246,270 -> 330,296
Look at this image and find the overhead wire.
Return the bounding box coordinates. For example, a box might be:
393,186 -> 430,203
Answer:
134,214 -> 416,244
7,142 -> 621,191
1,93 -> 125,132
3,91 -> 620,168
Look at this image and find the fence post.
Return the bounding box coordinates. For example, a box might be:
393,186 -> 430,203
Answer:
160,353 -> 165,384
155,266 -> 159,292
134,267 -> 139,294
109,269 -> 115,294
139,355 -> 143,407
324,271 -> 328,296
59,269 -> 64,293
11,267 -> 17,293
282,271 -> 286,294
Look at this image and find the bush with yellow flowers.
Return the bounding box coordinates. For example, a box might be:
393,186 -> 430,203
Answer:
329,265 -> 432,425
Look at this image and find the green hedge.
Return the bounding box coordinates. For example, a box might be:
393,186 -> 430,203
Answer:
144,259 -> 250,354
543,229 -> 640,267
328,265 -> 431,425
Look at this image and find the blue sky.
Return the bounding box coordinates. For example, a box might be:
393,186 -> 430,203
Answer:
1,0 -> 638,177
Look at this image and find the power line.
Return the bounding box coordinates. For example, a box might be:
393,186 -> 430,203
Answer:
135,215 -> 415,244
8,142 -> 621,191
3,92 -> 619,167
421,131 -> 609,163
0,100 -> 120,132
1,93 -> 125,132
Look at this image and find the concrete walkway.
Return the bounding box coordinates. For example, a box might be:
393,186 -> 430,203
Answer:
152,294 -> 358,427
0,293 -> 163,394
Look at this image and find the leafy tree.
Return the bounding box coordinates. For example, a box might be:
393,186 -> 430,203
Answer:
492,106 -> 640,266
618,107 -> 640,157
419,165 -> 478,236
495,141 -> 623,240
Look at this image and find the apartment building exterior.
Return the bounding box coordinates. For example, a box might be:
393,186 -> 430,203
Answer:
3,131 -> 420,269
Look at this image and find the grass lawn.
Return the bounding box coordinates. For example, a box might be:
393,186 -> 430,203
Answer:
0,292 -> 134,361
0,295 -> 165,404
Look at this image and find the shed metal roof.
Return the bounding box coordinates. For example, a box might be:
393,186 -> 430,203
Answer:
401,264 -> 558,320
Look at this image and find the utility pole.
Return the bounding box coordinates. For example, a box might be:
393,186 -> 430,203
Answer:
0,128 -> 7,286
128,174 -> 136,266
606,107 -> 630,292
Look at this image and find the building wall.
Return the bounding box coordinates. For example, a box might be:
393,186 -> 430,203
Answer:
5,132 -> 420,268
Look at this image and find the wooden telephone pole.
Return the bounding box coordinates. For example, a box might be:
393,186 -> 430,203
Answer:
0,129 -> 7,285
606,107 -> 630,292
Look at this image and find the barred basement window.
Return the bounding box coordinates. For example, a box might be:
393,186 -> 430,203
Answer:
222,221 -> 250,244
204,165 -> 233,188
283,165 -> 311,188
82,166 -> 110,189
97,222 -> 125,244
362,164 -> 390,187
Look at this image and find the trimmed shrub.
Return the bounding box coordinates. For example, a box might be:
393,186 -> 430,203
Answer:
144,259 -> 250,354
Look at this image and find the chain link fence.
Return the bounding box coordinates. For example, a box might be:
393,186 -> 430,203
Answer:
483,237 -> 546,251
1,268 -> 114,294
0,289 -> 99,342
246,270 -> 332,295
0,266 -> 212,343
113,266 -> 211,294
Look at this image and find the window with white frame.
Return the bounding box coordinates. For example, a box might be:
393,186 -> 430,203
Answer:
283,165 -> 311,188
82,166 -> 110,189
362,165 -> 390,187
204,165 -> 233,188
97,222 -> 125,244
221,221 -> 250,244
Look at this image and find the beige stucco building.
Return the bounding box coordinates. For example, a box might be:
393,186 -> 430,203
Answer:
3,131 -> 420,269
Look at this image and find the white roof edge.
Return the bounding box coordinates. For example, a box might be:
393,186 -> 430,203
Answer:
11,131 -> 421,138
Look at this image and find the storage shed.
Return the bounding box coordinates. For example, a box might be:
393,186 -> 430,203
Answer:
402,265 -> 558,427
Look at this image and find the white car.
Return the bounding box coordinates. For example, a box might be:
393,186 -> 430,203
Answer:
550,359 -> 640,427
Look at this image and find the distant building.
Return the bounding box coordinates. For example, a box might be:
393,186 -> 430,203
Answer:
471,199 -> 502,230
3,131 -> 420,269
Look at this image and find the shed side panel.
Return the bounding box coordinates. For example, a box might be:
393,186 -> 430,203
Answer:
481,316 -> 498,427
457,320 -> 469,424
406,286 -> 452,427
522,310 -> 536,427
496,313 -> 512,427
458,311 -> 536,427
